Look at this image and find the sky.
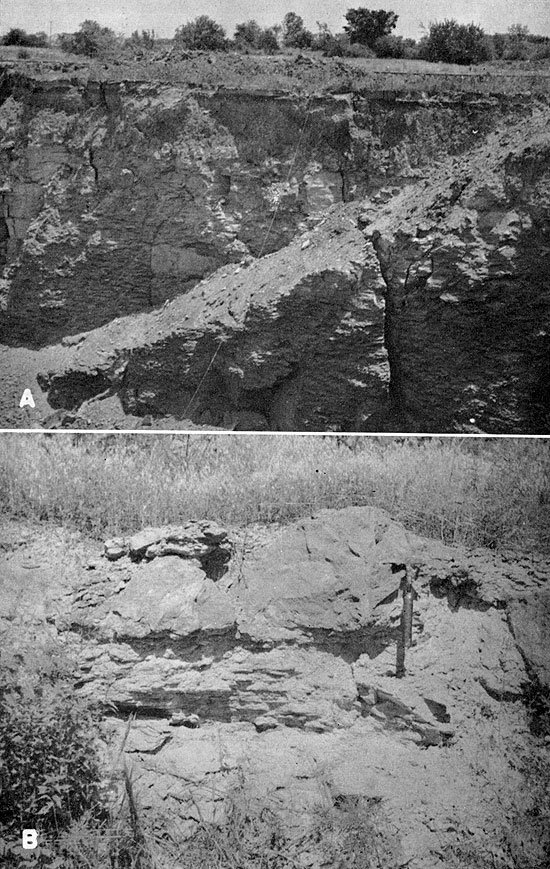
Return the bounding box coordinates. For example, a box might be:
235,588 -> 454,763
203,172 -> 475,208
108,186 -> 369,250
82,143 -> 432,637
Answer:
2,0 -> 550,41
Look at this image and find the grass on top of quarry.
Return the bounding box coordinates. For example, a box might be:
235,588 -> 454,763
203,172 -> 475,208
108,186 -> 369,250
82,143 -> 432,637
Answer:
0,435 -> 548,554
2,47 -> 549,92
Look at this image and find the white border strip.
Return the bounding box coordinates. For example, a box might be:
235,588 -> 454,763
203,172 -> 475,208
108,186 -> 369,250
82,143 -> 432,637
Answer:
1,430 -> 549,439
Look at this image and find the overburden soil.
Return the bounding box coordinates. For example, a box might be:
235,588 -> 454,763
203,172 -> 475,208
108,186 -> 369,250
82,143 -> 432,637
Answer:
1,505 -> 549,867
0,54 -> 549,431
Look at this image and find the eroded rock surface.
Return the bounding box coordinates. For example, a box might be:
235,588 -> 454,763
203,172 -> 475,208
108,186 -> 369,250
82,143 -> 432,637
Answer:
1,64 -> 549,432
1,66 -> 543,349
1,506 -> 548,866
32,211 -> 389,432
366,108 -> 550,433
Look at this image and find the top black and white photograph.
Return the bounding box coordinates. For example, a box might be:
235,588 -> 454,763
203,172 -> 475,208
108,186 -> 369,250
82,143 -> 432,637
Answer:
0,0 -> 549,432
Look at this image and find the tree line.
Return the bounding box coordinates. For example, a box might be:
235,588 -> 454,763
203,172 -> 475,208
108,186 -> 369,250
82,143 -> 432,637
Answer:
3,9 -> 550,66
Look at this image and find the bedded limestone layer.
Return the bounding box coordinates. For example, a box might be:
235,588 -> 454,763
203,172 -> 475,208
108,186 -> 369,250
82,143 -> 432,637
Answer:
0,67 -> 542,348
2,505 -> 549,866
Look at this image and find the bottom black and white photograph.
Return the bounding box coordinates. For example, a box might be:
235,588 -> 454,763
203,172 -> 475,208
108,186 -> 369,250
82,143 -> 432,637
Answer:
0,434 -> 549,869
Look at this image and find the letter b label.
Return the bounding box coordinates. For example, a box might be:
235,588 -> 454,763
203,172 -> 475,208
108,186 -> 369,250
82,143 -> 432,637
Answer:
22,829 -> 38,849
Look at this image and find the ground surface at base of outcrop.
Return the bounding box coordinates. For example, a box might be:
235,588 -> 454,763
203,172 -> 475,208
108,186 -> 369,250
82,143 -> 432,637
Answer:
1,505 -> 549,868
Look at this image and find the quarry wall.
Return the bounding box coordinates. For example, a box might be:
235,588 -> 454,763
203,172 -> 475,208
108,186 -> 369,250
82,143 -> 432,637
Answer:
0,65 -> 549,432
0,68 -> 545,347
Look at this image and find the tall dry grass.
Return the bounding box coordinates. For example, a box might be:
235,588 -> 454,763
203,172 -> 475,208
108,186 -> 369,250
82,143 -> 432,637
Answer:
0,435 -> 548,552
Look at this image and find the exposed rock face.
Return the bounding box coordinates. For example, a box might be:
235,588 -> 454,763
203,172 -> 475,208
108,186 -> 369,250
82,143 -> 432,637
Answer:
0,66 -> 549,431
367,111 -> 550,433
32,213 -> 389,431
1,506 -> 548,864
11,107 -> 548,433
0,65 -> 546,349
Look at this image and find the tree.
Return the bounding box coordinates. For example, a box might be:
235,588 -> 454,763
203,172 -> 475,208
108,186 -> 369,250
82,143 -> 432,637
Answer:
257,28 -> 280,54
127,29 -> 155,50
234,19 -> 263,49
3,27 -> 47,47
3,27 -> 28,45
424,19 -> 491,65
233,20 -> 279,53
61,20 -> 118,57
174,16 -> 227,51
311,22 -> 335,52
28,31 -> 48,47
508,23 -> 530,42
344,8 -> 398,48
282,12 -> 313,49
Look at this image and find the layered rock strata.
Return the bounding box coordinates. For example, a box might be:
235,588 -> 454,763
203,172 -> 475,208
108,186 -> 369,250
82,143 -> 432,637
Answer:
2,506 -> 549,864
0,66 -> 546,347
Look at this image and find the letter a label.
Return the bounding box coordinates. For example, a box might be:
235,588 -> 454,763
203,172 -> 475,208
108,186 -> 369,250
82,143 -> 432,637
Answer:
22,829 -> 38,849
19,389 -> 35,409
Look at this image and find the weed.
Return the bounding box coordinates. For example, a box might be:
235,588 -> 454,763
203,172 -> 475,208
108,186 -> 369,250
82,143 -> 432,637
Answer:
0,636 -> 104,839
0,435 -> 548,554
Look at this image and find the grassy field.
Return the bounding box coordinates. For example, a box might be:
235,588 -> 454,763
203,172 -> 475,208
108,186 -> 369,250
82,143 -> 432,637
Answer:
0,434 -> 548,553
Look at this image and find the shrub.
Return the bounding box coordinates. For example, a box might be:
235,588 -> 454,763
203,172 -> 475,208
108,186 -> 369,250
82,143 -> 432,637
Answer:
346,42 -> 376,59
534,43 -> 550,60
424,19 -> 492,64
344,8 -> 399,48
17,48 -> 31,59
322,36 -> 345,57
374,34 -> 405,58
0,632 -> 104,838
503,41 -> 532,61
174,16 -> 227,51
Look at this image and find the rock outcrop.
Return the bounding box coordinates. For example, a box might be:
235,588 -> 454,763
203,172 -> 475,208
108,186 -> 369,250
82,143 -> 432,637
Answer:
26,211 -> 390,432
1,506 -> 548,865
0,61 -> 549,431
0,63 -> 544,349
366,108 -> 550,434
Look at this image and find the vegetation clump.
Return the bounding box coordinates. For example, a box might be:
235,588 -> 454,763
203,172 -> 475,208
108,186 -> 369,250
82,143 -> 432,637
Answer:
282,11 -> 313,49
2,28 -> 48,48
343,8 -> 399,49
423,19 -> 492,65
174,15 -> 228,52
0,630 -> 106,865
233,20 -> 280,53
58,19 -> 119,58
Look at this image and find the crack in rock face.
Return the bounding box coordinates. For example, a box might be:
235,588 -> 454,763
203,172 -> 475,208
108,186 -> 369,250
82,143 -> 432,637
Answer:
1,505 -> 549,865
